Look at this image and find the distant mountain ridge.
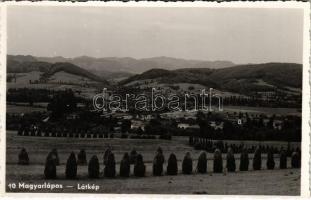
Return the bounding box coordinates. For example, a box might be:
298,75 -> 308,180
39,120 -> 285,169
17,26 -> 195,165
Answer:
34,55 -> 235,74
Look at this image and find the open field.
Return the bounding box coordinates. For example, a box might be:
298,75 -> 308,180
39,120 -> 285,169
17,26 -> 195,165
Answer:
6,166 -> 300,195
7,104 -> 46,114
7,103 -> 300,116
6,131 -> 300,195
162,106 -> 301,120
6,131 -> 300,165
224,106 -> 301,116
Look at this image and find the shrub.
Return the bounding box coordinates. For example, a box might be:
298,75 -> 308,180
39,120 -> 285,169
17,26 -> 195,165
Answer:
266,151 -> 275,170
197,152 -> 207,174
153,148 -> 165,176
134,154 -> 145,177
279,149 -> 287,169
239,148 -> 249,171
88,155 -> 100,178
167,153 -> 178,175
104,153 -> 116,178
120,153 -> 130,177
44,154 -> 57,179
18,148 -> 29,165
65,152 -> 77,179
213,149 -> 223,173
182,152 -> 192,174
253,147 -> 262,170
226,148 -> 236,172
77,149 -> 87,165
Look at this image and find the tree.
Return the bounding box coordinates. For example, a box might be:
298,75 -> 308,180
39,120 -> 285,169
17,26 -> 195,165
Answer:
103,147 -> 112,166
144,118 -> 168,136
213,149 -> 223,173
65,152 -> 77,179
46,149 -> 59,166
239,148 -> 249,171
130,149 -> 138,164
188,86 -> 195,91
167,153 -> 178,175
267,116 -> 274,129
88,155 -> 100,178
153,147 -> 165,176
197,152 -> 207,173
44,154 -> 57,179
121,120 -> 131,133
182,152 -> 192,174
280,149 -> 287,169
134,154 -> 145,177
291,152 -> 300,168
253,147 -> 262,170
223,121 -> 235,138
47,90 -> 77,119
104,153 -> 116,178
77,149 -> 87,165
120,153 -> 130,177
266,150 -> 275,170
136,127 -> 144,136
226,148 -> 236,172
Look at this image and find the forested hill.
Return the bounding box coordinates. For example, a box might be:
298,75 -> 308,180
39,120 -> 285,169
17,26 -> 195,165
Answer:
121,63 -> 302,94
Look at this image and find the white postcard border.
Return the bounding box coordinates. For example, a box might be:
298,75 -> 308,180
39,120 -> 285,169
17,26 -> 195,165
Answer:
0,1 -> 309,198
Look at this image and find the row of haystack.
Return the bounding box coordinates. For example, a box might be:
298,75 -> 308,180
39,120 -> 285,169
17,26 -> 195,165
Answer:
17,147 -> 301,180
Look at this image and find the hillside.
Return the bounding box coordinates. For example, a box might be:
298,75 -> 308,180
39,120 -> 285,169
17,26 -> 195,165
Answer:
41,62 -> 108,84
208,63 -> 302,93
121,63 -> 302,94
89,69 -> 133,81
7,55 -> 108,84
7,55 -> 37,63
7,60 -> 51,73
7,55 -> 50,73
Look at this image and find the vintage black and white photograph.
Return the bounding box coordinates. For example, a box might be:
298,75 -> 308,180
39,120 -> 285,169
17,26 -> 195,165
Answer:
4,4 -> 309,195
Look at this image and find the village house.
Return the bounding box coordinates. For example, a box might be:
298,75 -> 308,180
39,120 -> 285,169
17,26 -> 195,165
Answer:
66,113 -> 79,120
135,114 -> 155,121
273,120 -> 283,130
177,123 -> 200,130
131,119 -> 145,131
209,121 -> 224,130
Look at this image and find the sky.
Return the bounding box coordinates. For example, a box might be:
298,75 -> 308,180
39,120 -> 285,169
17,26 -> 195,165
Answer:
7,6 -> 304,64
